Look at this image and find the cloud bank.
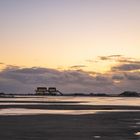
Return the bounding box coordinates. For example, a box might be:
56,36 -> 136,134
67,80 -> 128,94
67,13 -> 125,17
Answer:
0,56 -> 140,94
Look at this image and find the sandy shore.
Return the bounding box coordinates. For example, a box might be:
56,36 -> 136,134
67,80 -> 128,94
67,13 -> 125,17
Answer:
0,103 -> 140,139
0,112 -> 140,140
0,97 -> 140,140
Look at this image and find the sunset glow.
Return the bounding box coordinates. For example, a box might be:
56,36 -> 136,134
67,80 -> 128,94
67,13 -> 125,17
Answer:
0,0 -> 140,93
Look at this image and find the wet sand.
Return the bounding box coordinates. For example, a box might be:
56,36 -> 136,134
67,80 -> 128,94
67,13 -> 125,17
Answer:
0,106 -> 140,139
0,97 -> 140,140
1,104 -> 140,110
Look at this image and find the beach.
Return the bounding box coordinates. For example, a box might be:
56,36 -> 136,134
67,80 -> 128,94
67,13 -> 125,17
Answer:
0,96 -> 140,140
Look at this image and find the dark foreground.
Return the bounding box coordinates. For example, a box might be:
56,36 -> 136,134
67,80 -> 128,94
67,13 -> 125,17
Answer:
0,111 -> 140,140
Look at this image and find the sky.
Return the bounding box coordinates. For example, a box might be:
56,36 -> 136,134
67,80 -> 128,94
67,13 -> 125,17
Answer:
0,0 -> 140,94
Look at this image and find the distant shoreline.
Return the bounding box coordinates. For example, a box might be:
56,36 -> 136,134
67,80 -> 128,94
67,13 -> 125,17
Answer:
1,90 -> 140,97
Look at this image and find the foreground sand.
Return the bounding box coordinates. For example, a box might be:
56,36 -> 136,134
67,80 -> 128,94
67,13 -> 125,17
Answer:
0,104 -> 140,140
0,97 -> 140,140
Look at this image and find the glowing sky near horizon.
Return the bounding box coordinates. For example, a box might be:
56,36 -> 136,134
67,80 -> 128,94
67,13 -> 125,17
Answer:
0,0 -> 140,72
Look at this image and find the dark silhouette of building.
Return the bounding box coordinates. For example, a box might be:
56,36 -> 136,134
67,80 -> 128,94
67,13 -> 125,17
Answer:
119,91 -> 139,97
35,87 -> 48,95
35,87 -> 63,95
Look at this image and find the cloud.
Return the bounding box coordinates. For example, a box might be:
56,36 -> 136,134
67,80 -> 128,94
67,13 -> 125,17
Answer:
14,67 -> 60,75
87,55 -> 127,64
0,56 -> 140,94
98,56 -> 110,61
0,62 -> 4,65
112,63 -> 140,71
108,55 -> 122,58
89,55 -> 140,66
0,66 -> 115,93
112,75 -> 124,80
70,65 -> 87,69
94,55 -> 140,72
98,55 -> 122,61
124,72 -> 140,80
97,55 -> 123,61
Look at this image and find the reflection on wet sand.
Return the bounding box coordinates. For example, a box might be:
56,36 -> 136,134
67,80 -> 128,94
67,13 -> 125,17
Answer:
135,132 -> 140,136
1,108 -> 140,116
0,96 -> 140,140
0,111 -> 140,140
0,96 -> 140,106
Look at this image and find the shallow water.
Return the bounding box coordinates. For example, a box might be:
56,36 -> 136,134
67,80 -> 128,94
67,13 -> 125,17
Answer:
1,108 -> 140,116
0,96 -> 140,106
0,96 -> 140,115
0,96 -> 140,140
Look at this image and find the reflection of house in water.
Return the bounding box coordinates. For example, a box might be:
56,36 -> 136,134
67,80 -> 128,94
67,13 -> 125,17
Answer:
35,87 -> 63,95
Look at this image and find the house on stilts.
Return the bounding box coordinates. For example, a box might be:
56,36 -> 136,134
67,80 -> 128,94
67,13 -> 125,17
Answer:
35,87 -> 63,96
